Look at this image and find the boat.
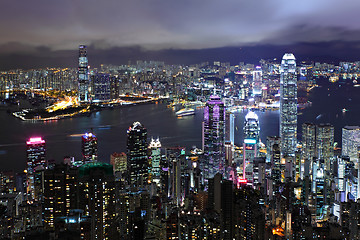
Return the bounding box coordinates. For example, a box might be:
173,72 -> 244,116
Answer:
176,108 -> 195,116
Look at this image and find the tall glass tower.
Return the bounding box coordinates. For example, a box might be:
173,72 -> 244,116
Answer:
127,121 -> 148,187
280,53 -> 297,160
203,95 -> 225,181
78,45 -> 89,103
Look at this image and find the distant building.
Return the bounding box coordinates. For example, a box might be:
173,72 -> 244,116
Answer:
92,73 -> 111,101
82,132 -> 98,162
78,45 -> 89,103
127,122 -> 148,187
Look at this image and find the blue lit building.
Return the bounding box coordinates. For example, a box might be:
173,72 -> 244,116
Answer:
203,95 -> 225,181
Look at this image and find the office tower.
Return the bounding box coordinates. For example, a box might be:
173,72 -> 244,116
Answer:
243,111 -> 260,184
148,138 -> 161,185
110,152 -> 127,174
92,73 -> 111,101
166,147 -> 186,206
225,111 -> 235,145
203,95 -> 225,181
280,53 -> 297,160
78,45 -> 89,103
78,162 -> 116,240
127,122 -> 148,187
316,123 -> 334,171
26,137 -> 46,200
43,164 -> 77,230
26,137 -> 46,173
342,126 -> 360,166
81,132 -> 98,162
252,66 -> 262,95
302,123 -> 316,178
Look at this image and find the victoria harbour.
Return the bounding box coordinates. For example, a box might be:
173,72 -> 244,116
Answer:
1,79 -> 359,173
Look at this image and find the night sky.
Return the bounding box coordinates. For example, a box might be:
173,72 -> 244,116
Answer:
1,0 -> 360,69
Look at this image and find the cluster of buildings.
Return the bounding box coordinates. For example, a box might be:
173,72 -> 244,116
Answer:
1,51 -> 360,239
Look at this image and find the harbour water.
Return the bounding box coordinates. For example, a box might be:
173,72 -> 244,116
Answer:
0,78 -> 359,172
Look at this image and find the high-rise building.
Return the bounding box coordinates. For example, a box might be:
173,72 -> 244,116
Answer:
243,111 -> 260,184
26,137 -> 46,200
81,132 -> 98,162
148,138 -> 161,185
203,95 -> 225,181
280,53 -> 297,160
342,126 -> 360,167
78,162 -> 116,239
26,137 -> 46,174
43,164 -> 77,230
127,122 -> 148,187
225,111 -> 235,145
301,123 -> 316,178
252,66 -> 262,95
316,123 -> 334,171
78,45 -> 89,103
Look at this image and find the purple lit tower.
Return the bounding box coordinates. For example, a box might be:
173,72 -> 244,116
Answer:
203,96 -> 225,181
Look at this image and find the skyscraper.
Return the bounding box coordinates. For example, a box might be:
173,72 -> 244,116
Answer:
92,73 -> 111,101
26,137 -> 46,173
243,111 -> 260,184
78,45 -> 89,103
203,95 -> 225,181
342,126 -> 360,167
81,132 -> 98,162
316,123 -> 334,171
26,137 -> 46,200
148,138 -> 161,185
127,122 -> 148,187
280,53 -> 297,161
78,162 -> 116,239
301,123 -> 316,178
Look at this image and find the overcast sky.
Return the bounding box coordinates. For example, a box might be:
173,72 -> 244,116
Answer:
1,0 -> 360,68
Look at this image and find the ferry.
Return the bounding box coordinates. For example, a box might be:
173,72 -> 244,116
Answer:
176,108 -> 195,117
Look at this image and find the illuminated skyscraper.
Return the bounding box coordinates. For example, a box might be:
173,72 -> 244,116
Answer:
26,137 -> 46,173
148,138 -> 161,185
243,111 -> 260,184
78,162 -> 116,239
252,66 -> 262,95
225,111 -> 235,145
316,123 -> 334,171
127,122 -> 148,187
92,73 -> 111,101
280,53 -> 297,161
26,137 -> 46,200
203,96 -> 225,180
78,45 -> 89,103
301,123 -> 316,178
342,126 -> 360,166
82,132 -> 98,162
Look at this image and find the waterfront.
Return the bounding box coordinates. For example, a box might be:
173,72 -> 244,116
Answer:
0,79 -> 359,172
